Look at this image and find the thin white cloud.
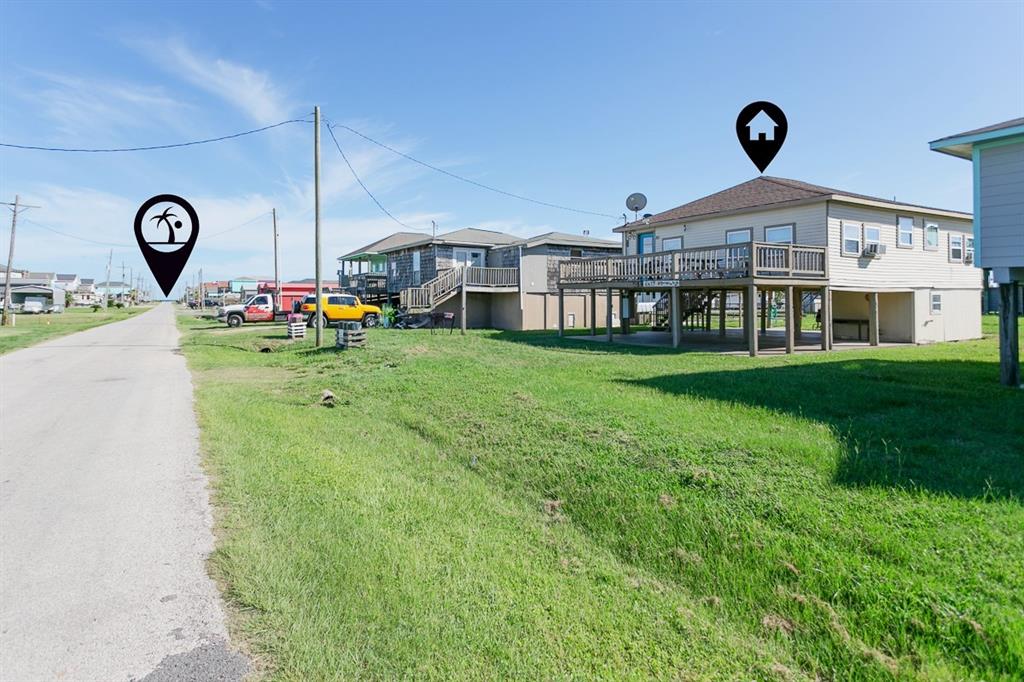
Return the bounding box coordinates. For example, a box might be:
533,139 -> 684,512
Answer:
134,39 -> 291,124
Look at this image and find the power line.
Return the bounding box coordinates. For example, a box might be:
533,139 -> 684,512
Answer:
327,121 -> 619,221
20,211 -> 273,247
324,122 -> 429,232
0,118 -> 311,153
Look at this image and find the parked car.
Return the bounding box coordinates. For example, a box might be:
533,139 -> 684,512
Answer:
222,294 -> 289,327
300,294 -> 381,328
21,300 -> 45,314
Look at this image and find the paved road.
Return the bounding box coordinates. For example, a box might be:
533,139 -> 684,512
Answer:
0,304 -> 246,681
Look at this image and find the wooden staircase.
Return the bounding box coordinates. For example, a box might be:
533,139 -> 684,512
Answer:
399,267 -> 518,313
651,291 -> 712,331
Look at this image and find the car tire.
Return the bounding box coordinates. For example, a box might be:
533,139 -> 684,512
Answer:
227,314 -> 243,328
362,313 -> 379,328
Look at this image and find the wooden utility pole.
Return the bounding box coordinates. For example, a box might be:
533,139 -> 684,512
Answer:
313,105 -> 323,347
999,283 -> 1020,387
272,208 -> 280,312
198,268 -> 204,310
105,250 -> 112,307
2,196 -> 19,326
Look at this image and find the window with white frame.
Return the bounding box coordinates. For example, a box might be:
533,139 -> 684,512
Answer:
931,292 -> 942,314
924,222 -> 939,250
764,224 -> 794,243
726,228 -> 752,244
897,216 -> 914,248
390,259 -> 397,274
864,225 -> 881,247
965,237 -> 975,262
842,222 -> 861,255
412,251 -> 421,272
661,236 -> 682,251
949,234 -> 964,262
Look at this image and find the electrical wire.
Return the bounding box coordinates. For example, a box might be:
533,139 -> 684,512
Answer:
324,122 -> 429,232
20,211 -> 273,247
327,121 -> 619,221
0,118 -> 311,153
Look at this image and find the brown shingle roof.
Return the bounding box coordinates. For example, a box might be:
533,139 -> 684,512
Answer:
616,176 -> 969,231
339,231 -> 425,260
930,117 -> 1024,144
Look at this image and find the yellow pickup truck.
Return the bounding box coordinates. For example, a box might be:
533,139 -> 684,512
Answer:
300,294 -> 382,328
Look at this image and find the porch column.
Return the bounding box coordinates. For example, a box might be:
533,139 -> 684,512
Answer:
557,288 -> 565,337
719,290 -> 727,337
998,282 -> 1020,386
605,287 -> 613,342
760,289 -> 767,333
671,287 -> 681,349
784,286 -> 795,354
746,284 -> 758,356
461,283 -> 467,335
704,290 -> 712,331
868,291 -> 880,346
820,285 -> 831,351
590,290 -> 597,336
794,288 -> 802,342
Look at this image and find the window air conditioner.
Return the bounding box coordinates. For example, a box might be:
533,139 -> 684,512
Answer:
862,243 -> 887,258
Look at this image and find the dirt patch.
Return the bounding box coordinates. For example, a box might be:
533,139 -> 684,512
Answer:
761,613 -> 795,636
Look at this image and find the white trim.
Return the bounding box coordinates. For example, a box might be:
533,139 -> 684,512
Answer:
841,221 -> 861,256
948,234 -> 964,263
923,222 -> 939,251
897,216 -> 914,249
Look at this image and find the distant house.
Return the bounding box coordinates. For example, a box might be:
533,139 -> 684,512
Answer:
558,176 -> 981,354
94,281 -> 133,303
338,228 -> 621,330
1,272 -> 67,312
72,278 -> 100,306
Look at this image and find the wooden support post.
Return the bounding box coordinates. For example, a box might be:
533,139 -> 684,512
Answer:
868,291 -> 880,346
784,286 -> 794,354
460,283 -> 467,335
557,287 -> 564,337
704,290 -> 712,331
719,290 -> 727,337
671,287 -> 681,348
820,286 -> 831,351
760,289 -> 767,333
746,284 -> 758,356
605,287 -> 613,342
794,288 -> 802,342
590,290 -> 597,336
999,283 -> 1021,387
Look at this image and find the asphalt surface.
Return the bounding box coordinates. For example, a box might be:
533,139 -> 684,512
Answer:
0,304 -> 247,681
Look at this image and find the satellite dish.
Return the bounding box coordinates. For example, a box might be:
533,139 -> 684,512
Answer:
626,193 -> 648,213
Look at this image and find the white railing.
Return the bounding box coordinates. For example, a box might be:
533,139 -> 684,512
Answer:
465,267 -> 518,287
559,242 -> 827,285
400,267 -> 519,310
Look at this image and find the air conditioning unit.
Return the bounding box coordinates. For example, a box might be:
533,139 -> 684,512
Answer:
862,243 -> 887,258
964,253 -> 974,265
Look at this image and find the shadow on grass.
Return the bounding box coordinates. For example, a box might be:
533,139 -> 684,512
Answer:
491,329 -> 700,356
624,358 -> 1024,501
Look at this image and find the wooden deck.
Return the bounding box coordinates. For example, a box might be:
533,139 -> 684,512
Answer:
558,242 -> 828,289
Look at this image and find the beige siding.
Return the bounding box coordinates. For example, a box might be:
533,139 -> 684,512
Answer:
913,288 -> 982,343
826,202 -> 981,291
520,292 -> 618,331
624,202 -> 828,255
490,292 -> 524,330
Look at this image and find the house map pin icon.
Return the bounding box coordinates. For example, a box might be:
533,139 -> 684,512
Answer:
736,101 -> 788,174
134,194 -> 199,297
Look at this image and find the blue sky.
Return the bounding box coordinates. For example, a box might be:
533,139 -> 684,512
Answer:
1,0 -> 1021,295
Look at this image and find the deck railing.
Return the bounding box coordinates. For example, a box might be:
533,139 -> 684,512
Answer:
340,272 -> 388,292
399,266 -> 519,310
559,242 -> 827,285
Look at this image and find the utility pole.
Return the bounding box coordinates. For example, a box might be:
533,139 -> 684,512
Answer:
105,250 -> 113,308
272,207 -> 280,312
314,105 -> 323,347
2,195 -> 41,326
129,266 -> 134,305
199,268 -> 204,310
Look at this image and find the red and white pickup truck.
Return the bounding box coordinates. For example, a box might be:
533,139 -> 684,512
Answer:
220,294 -> 291,327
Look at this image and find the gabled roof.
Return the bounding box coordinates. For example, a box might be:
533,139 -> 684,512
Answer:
95,280 -> 132,288
375,227 -> 520,254
512,231 -> 619,250
339,231 -> 425,260
614,176 -> 971,232
9,284 -> 55,294
929,117 -> 1024,159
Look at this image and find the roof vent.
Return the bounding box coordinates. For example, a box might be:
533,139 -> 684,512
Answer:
642,213 -> 653,219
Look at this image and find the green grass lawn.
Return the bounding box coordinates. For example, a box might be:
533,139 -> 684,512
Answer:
178,313 -> 1023,680
0,305 -> 152,354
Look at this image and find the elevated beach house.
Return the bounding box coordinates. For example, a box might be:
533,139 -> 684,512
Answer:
339,228 -> 621,331
557,176 -> 981,355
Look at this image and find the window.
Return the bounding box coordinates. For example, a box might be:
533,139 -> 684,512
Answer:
864,225 -> 881,247
764,224 -> 794,243
842,222 -> 861,255
390,259 -> 397,274
371,259 -> 385,273
931,292 -> 942,314
897,216 -> 914,248
661,237 -> 682,251
567,313 -> 576,328
726,228 -> 753,244
412,251 -> 421,272
924,222 -> 939,250
949,234 -> 963,262
327,296 -> 343,305
965,237 -> 975,262
569,248 -> 583,258
339,295 -> 357,306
